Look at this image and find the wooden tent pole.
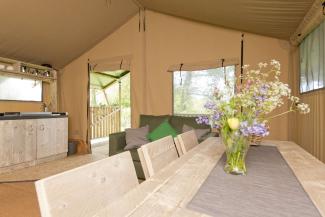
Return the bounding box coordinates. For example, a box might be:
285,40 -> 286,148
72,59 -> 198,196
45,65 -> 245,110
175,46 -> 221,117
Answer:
87,60 -> 91,153
240,34 -> 244,84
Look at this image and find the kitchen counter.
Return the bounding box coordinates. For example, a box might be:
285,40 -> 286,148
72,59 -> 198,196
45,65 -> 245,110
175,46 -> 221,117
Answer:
0,112 -> 68,120
0,114 -> 68,173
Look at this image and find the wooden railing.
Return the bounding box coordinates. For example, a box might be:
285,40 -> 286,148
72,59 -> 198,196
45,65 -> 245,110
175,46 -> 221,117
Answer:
90,106 -> 121,140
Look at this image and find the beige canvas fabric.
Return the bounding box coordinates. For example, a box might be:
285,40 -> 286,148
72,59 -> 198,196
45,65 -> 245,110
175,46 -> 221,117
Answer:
60,11 -> 291,149
0,0 -> 138,68
138,0 -> 314,40
0,0 -> 315,70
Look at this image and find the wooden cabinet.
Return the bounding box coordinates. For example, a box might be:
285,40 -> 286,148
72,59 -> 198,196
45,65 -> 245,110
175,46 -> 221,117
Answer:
55,118 -> 68,154
0,117 -> 68,170
0,120 -> 14,167
12,120 -> 37,164
36,118 -> 68,159
37,119 -> 56,159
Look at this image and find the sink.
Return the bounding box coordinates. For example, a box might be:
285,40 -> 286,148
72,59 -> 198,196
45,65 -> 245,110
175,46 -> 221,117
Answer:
19,112 -> 53,116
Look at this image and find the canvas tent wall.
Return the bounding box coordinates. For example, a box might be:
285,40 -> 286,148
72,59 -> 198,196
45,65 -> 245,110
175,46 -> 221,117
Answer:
60,10 -> 291,148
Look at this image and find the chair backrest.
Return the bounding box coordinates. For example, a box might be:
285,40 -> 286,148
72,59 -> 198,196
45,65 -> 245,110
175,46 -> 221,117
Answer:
35,151 -> 138,217
173,137 -> 183,156
140,136 -> 178,177
177,130 -> 199,154
137,147 -> 149,179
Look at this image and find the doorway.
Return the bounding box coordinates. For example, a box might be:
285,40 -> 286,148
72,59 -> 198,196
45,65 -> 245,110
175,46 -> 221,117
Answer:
89,69 -> 131,154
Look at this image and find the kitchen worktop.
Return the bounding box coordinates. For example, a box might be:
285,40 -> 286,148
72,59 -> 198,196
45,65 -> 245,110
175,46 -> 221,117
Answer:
0,112 -> 68,120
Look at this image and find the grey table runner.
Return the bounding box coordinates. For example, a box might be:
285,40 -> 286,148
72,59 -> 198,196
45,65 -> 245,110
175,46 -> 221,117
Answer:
187,146 -> 321,217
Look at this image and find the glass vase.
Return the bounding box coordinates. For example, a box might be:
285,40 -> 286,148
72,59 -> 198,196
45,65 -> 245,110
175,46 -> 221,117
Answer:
221,130 -> 250,175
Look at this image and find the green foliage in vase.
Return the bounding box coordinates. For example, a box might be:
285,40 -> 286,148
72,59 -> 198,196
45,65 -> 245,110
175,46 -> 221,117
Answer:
196,60 -> 310,175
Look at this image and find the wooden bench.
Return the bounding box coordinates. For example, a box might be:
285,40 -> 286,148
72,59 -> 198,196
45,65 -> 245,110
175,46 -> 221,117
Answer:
176,130 -> 199,155
138,136 -> 179,178
35,151 -> 138,217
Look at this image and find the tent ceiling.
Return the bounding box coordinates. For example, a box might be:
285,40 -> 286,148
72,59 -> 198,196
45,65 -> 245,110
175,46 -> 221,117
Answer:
90,70 -> 129,89
0,0 -> 138,68
138,0 -> 315,40
0,0 -> 315,69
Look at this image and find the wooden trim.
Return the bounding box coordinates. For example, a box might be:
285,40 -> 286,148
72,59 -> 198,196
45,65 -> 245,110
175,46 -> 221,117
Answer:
290,0 -> 325,45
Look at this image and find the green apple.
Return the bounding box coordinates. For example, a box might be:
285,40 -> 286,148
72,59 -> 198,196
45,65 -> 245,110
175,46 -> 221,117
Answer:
227,118 -> 240,130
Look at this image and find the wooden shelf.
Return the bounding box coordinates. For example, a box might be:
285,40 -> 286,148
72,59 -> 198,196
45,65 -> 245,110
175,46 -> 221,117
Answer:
0,69 -> 55,83
0,56 -> 56,82
0,56 -> 58,111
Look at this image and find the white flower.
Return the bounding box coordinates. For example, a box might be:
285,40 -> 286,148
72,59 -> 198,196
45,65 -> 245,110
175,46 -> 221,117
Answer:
258,62 -> 268,68
297,103 -> 310,114
270,59 -> 281,70
290,96 -> 300,103
203,60 -> 310,129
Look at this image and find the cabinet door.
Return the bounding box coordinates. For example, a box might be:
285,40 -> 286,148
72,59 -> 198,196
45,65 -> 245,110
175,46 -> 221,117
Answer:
0,120 -> 13,167
55,118 -> 68,154
37,119 -> 56,159
11,120 -> 37,164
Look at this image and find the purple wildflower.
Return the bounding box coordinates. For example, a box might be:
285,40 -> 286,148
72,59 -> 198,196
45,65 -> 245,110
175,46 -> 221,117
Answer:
239,121 -> 269,137
212,112 -> 222,121
259,84 -> 269,94
255,95 -> 267,102
204,101 -> 216,110
196,115 -> 210,125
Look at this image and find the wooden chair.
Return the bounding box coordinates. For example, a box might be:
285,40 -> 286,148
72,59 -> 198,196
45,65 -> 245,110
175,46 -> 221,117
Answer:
139,136 -> 179,178
176,130 -> 199,155
173,137 -> 183,156
35,151 -> 138,217
137,148 -> 149,179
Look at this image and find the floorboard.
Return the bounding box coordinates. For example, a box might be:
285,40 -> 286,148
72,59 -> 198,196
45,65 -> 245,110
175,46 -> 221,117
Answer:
0,182 -> 40,217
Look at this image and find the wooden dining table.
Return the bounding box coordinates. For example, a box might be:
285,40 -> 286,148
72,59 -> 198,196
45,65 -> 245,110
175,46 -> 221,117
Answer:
94,137 -> 325,217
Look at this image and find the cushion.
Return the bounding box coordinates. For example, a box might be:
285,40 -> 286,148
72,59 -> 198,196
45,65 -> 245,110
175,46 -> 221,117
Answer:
170,116 -> 210,134
139,114 -> 171,131
147,120 -> 178,141
183,124 -> 210,141
124,125 -> 150,150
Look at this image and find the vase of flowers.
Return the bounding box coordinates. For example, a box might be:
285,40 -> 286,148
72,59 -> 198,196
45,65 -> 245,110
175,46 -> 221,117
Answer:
196,60 -> 310,175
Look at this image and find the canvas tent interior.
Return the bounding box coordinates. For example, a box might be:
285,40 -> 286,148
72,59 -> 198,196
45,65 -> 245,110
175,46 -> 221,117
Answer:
0,0 -> 324,163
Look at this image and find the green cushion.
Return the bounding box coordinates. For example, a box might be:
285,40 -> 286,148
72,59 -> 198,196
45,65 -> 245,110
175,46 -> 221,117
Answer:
147,120 -> 178,141
139,114 -> 171,131
170,116 -> 211,134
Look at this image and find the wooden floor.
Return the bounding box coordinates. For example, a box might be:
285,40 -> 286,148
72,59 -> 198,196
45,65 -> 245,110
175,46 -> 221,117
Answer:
0,152 -> 107,217
0,182 -> 40,217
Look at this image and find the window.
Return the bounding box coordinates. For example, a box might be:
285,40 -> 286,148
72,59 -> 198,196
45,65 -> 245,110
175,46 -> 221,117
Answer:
300,20 -> 325,93
173,66 -> 235,115
0,75 -> 42,101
